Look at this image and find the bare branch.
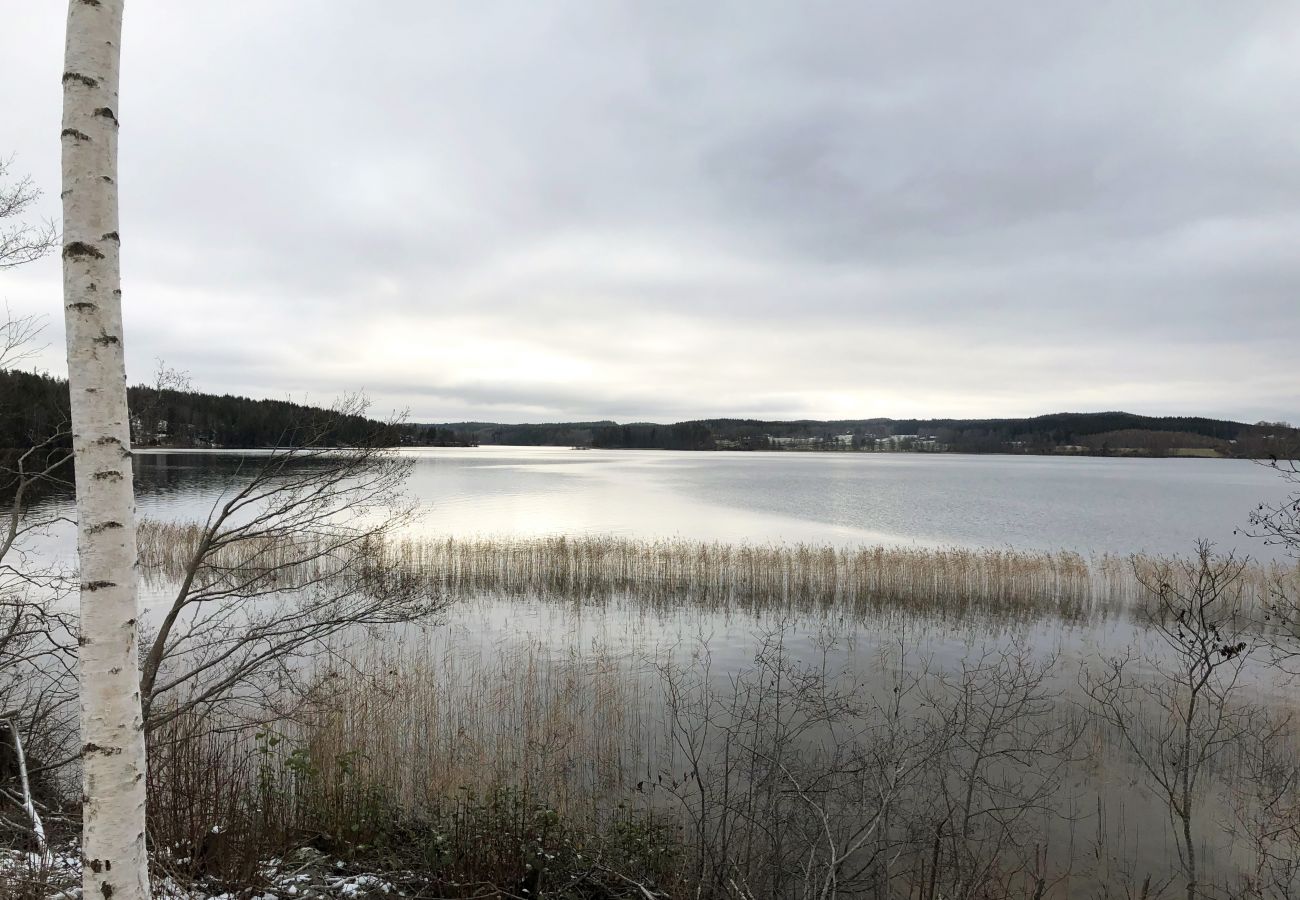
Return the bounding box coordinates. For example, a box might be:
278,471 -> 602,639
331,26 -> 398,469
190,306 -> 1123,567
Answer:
136,397 -> 445,727
0,157 -> 58,270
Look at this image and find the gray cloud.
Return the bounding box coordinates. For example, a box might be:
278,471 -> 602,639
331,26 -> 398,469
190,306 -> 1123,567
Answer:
2,1 -> 1297,424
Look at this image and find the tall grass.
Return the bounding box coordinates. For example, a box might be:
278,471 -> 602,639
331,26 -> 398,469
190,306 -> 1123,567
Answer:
144,622 -> 1300,898
146,631 -> 680,895
138,520 -> 1300,625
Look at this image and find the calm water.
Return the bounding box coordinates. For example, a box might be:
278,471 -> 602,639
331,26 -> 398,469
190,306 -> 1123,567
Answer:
129,446 -> 1289,559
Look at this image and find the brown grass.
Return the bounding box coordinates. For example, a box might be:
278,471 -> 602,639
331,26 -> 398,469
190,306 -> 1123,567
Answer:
137,519 -> 1300,626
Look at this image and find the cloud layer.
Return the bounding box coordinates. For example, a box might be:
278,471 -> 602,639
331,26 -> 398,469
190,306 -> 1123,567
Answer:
3,2 -> 1298,423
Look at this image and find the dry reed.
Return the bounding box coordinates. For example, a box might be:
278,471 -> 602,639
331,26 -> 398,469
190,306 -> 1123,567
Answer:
137,519 -> 1300,626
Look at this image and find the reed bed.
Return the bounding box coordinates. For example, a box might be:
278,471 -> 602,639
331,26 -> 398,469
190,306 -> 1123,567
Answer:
137,519 -> 1300,626
145,623 -> 1300,897
299,635 -> 661,813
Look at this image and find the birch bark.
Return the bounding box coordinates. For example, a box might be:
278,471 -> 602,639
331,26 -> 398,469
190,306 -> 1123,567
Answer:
61,1 -> 150,897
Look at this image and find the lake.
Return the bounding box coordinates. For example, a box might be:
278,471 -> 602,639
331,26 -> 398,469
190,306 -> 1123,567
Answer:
129,446 -> 1290,559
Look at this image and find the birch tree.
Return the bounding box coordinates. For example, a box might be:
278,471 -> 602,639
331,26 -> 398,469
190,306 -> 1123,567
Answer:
61,1 -> 150,897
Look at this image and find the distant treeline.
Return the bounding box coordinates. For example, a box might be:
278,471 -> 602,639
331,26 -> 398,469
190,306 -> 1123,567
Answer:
0,369 -> 471,449
3,367 -> 1293,457
437,421 -> 614,448
431,412 -> 1298,458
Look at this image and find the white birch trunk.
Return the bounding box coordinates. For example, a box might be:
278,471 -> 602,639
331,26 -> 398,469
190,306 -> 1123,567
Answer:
3,719 -> 49,859
61,1 -> 151,898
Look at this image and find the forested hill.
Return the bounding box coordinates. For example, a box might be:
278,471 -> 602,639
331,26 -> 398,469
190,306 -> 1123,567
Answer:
3,367 -> 1292,457
0,369 -> 467,448
436,412 -> 1297,458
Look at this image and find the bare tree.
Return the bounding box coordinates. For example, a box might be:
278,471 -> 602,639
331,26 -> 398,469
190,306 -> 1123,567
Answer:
1248,457 -> 1300,566
0,449 -> 77,853
0,424 -> 77,750
61,0 -> 150,896
1,166 -> 78,852
0,157 -> 58,271
2,313 -> 77,750
1,307 -> 47,373
134,398 -> 442,729
1084,544 -> 1256,900
2,155 -> 55,372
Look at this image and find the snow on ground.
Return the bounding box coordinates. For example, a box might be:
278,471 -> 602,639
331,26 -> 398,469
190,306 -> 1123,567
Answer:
1,846 -> 401,899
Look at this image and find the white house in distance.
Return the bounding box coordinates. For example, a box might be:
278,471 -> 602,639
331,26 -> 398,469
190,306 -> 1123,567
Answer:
873,434 -> 943,451
874,434 -> 918,450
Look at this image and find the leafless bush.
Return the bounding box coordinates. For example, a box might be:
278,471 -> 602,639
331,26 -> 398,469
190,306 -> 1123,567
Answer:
919,644 -> 1083,899
1084,543 -> 1260,900
651,625 -> 1082,899
1232,715 -> 1300,899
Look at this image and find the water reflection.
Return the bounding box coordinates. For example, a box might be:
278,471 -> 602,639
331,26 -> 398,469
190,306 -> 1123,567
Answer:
119,447 -> 1294,559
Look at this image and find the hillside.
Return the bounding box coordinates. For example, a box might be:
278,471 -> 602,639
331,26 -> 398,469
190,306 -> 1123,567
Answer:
0,369 -> 466,448
431,412 -> 1297,458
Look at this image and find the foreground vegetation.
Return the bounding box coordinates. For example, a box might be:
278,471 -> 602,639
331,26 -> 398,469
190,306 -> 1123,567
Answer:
4,526 -> 1299,898
8,605 -> 1299,899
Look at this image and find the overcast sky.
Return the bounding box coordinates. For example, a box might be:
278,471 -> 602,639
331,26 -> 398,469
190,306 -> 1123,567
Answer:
2,2 -> 1298,424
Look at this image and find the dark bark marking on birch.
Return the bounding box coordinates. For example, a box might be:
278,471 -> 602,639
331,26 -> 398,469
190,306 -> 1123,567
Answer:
62,128 -> 92,141
64,242 -> 105,260
93,108 -> 118,124
87,521 -> 123,534
82,581 -> 115,591
63,72 -> 99,87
